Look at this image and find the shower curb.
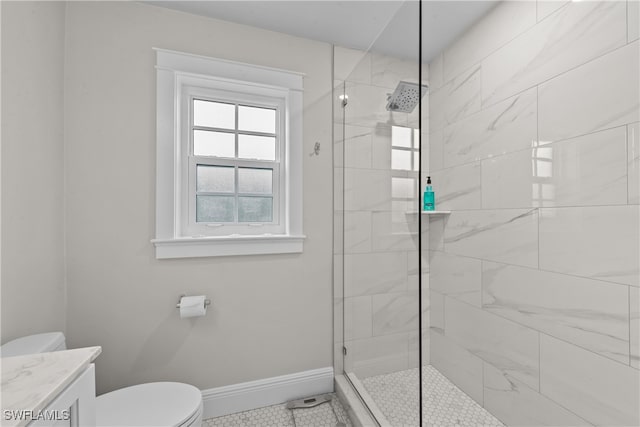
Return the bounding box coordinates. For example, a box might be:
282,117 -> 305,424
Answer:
335,374 -> 392,427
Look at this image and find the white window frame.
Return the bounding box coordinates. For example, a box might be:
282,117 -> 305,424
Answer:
181,84 -> 285,236
152,49 -> 305,259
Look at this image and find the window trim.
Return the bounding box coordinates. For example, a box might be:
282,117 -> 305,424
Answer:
152,48 -> 305,259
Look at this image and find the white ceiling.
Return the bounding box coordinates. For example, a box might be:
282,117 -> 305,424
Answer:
145,1 -> 498,62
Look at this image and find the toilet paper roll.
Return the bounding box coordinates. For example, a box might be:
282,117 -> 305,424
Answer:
179,295 -> 207,319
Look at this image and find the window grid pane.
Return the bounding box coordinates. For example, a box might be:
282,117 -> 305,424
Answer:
193,130 -> 235,158
194,165 -> 276,224
193,100 -> 235,129
192,98 -> 278,224
238,105 -> 276,134
196,165 -> 235,193
238,167 -> 273,194
238,134 -> 276,160
192,99 -> 277,159
196,195 -> 235,222
238,196 -> 273,223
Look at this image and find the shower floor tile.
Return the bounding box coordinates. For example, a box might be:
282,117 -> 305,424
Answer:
203,393 -> 352,427
203,366 -> 502,427
361,365 -> 504,427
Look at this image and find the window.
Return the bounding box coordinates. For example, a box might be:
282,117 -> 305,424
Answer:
185,93 -> 284,236
153,49 -> 305,258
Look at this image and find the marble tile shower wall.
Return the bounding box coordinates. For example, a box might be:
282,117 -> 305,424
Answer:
333,46 -> 427,380
427,1 -> 639,426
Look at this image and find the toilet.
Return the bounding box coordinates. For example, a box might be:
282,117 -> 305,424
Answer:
1,332 -> 203,427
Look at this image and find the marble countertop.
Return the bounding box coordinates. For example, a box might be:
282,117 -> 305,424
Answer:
1,346 -> 101,427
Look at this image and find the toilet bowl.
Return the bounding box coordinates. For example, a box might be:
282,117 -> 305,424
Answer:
96,382 -> 202,427
1,332 -> 203,427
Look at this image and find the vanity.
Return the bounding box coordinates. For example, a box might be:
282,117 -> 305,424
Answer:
1,347 -> 101,427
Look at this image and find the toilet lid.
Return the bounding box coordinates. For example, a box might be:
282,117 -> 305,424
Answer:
96,382 -> 202,427
1,332 -> 65,357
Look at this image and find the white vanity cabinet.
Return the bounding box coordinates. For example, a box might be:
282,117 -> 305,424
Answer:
29,364 -> 96,427
1,347 -> 101,427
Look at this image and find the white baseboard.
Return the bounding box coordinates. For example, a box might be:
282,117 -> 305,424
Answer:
201,367 -> 334,419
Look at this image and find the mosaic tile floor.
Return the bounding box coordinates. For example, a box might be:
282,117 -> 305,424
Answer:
203,393 -> 352,427
361,365 -> 504,427
203,366 -> 503,427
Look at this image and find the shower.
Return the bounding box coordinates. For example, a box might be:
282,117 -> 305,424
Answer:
334,0 -> 639,426
385,81 -> 428,113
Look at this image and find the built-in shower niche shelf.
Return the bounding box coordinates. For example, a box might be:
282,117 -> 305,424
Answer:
405,210 -> 452,216
422,210 -> 451,215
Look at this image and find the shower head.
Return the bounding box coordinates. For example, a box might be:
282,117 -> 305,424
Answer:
385,81 -> 428,113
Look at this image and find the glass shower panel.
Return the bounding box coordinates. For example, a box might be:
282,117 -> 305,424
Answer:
335,1 -> 423,422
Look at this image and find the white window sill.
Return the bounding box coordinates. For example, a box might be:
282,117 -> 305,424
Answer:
151,234 -> 306,259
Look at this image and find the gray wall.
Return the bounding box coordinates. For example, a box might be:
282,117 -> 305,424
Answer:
62,1 -> 333,394
1,1 -> 67,342
428,1 -> 639,425
2,0 -> 334,395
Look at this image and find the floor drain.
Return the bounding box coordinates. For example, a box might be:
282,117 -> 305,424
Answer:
286,394 -> 347,427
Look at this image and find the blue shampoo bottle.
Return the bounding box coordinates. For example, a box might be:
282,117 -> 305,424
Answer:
423,176 -> 435,211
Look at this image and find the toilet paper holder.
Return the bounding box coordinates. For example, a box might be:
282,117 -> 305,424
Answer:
176,294 -> 211,309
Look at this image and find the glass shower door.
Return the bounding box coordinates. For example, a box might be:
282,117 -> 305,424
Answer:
334,2 -> 425,422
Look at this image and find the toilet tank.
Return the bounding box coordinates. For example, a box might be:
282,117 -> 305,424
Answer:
0,332 -> 66,357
